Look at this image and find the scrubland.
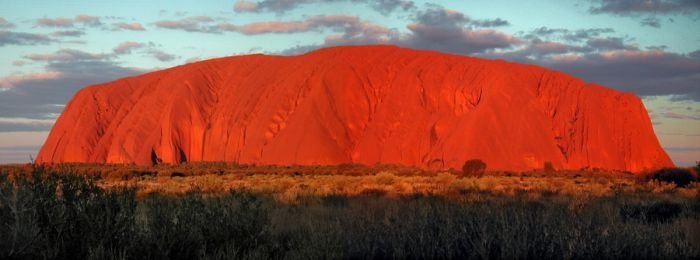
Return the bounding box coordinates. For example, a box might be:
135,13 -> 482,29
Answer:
1,163 -> 698,259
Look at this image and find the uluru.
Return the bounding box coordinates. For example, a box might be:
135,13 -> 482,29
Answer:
36,45 -> 672,172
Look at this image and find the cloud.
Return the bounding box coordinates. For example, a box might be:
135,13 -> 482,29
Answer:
148,49 -> 177,61
470,18 -> 510,28
113,22 -> 145,31
0,117 -> 55,132
21,49 -> 116,65
234,0 -> 259,11
36,17 -> 74,27
690,50 -> 700,59
164,6 -> 509,49
413,6 -> 468,27
586,37 -> 638,51
111,41 -> 177,62
494,40 -> 584,60
25,49 -> 111,62
586,0 -> 699,28
538,49 -> 700,100
278,22 -> 396,54
154,16 -> 218,33
0,30 -> 54,46
587,0 -> 700,15
0,17 -> 14,28
159,14 -> 393,40
665,146 -> 700,151
36,14 -> 103,28
279,6 -> 518,55
524,27 -> 616,42
0,71 -> 61,89
403,23 -> 517,54
233,0 -> 415,14
494,28 -> 635,59
640,17 -> 661,27
662,112 -> 700,120
113,41 -> 144,54
219,20 -> 308,34
50,30 -> 85,37
367,0 -> 416,14
218,15 -> 373,35
0,50 -> 145,122
394,6 -> 515,53
74,14 -> 102,26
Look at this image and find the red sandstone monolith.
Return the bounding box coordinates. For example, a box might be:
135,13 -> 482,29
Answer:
36,45 -> 673,171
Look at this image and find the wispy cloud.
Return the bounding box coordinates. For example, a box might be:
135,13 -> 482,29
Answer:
0,30 -> 54,46
586,0 -> 700,28
0,72 -> 61,89
0,17 -> 14,28
113,41 -> 144,54
50,30 -> 85,37
25,49 -> 112,62
662,112 -> 700,120
640,17 -> 661,28
35,14 -> 103,28
148,49 -> 176,61
233,0 -> 416,14
113,22 -> 145,31
281,6 -> 518,55
587,0 -> 700,15
233,0 -> 258,12
112,41 -> 177,61
154,16 -> 218,33
0,117 -> 55,132
1,48 -> 145,120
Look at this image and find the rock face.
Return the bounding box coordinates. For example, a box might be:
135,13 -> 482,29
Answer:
36,45 -> 672,171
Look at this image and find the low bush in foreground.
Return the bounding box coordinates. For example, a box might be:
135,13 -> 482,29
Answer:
1,166 -> 699,259
461,159 -> 486,176
647,167 -> 698,187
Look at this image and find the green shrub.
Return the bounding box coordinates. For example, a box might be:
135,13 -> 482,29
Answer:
462,159 -> 487,176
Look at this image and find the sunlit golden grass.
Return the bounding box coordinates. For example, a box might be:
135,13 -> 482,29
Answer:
2,163 -> 697,203
3,164 -> 686,203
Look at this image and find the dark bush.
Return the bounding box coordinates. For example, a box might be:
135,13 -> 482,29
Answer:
462,159 -> 487,176
322,194 -> 348,207
645,202 -> 683,223
106,169 -> 136,180
543,161 -> 555,172
170,171 -> 186,178
621,201 -> 683,223
647,168 -> 698,187
0,166 -> 136,259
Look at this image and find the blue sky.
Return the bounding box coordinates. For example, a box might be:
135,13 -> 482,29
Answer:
0,0 -> 699,166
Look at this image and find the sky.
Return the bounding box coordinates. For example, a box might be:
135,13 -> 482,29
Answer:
0,0 -> 698,166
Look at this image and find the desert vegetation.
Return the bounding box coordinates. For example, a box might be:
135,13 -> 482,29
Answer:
1,163 -> 698,259
461,159 -> 487,176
